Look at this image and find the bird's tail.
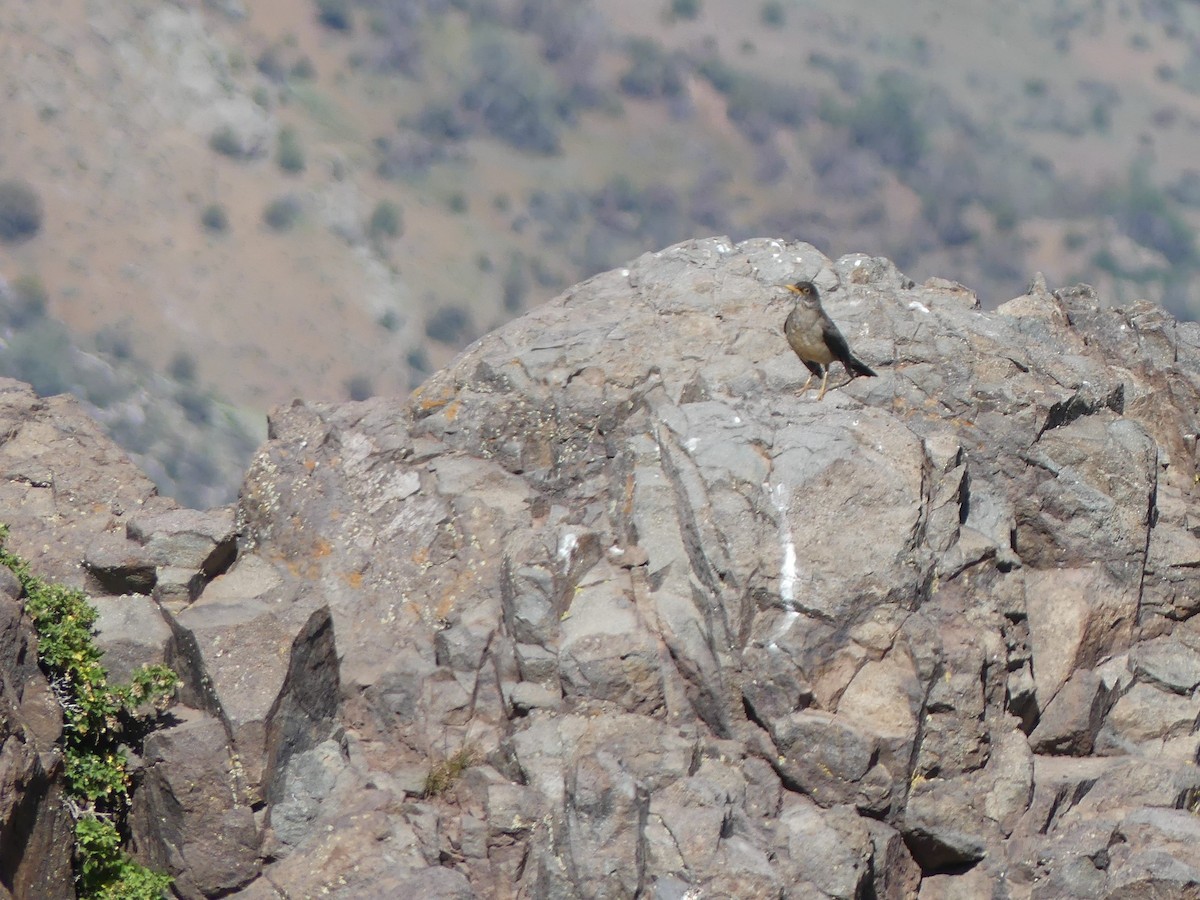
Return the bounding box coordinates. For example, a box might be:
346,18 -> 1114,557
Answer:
849,357 -> 877,378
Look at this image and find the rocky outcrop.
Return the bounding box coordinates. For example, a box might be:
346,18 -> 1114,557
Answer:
0,581 -> 74,900
5,237 -> 1200,897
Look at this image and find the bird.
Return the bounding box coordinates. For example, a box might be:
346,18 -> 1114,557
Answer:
782,280 -> 876,400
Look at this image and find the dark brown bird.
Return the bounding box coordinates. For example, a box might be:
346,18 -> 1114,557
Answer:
783,281 -> 876,400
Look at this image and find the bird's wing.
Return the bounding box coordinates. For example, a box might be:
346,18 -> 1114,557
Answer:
821,319 -> 854,366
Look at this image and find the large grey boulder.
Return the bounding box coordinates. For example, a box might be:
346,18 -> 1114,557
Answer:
214,236 -> 1200,896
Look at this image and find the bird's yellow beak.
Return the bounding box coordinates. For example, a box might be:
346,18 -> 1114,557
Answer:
784,284 -> 801,294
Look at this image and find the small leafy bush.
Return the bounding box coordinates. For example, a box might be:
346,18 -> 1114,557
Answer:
201,204 -> 229,233
425,305 -> 471,345
668,0 -> 701,20
76,816 -> 172,900
0,179 -> 44,241
620,38 -> 686,100
263,195 -> 303,231
368,200 -> 403,239
208,125 -> 245,159
346,374 -> 374,401
0,527 -> 178,899
315,0 -> 352,31
277,126 -> 306,173
9,274 -> 48,327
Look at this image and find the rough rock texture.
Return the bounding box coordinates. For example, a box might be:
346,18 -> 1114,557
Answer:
5,237 -> 1200,897
0,581 -> 74,900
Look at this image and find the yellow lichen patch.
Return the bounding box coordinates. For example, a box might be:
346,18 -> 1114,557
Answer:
343,571 -> 364,589
412,382 -> 459,414
304,458 -> 317,473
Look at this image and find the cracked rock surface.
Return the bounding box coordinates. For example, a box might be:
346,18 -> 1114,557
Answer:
5,237 -> 1200,897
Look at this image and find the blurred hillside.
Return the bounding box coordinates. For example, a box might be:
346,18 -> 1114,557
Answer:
3,0 -> 1200,504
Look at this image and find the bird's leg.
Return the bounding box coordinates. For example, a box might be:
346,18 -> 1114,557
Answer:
817,369 -> 830,401
797,372 -> 813,396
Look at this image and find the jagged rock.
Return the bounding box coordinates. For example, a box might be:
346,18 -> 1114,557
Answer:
1029,669 -> 1115,755
166,594 -> 338,797
129,707 -> 260,899
0,378 -> 170,587
126,507 -> 237,577
90,595 -> 174,685
10,238 -> 1200,896
0,593 -> 74,900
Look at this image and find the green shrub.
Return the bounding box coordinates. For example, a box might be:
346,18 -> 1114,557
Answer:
94,326 -> 133,361
0,179 -> 44,241
277,126 -> 306,173
460,36 -> 564,154
76,817 -> 172,900
290,56 -> 317,80
1108,162 -> 1195,265
0,528 -> 177,899
668,0 -> 701,20
761,1 -> 784,27
425,305 -> 471,344
346,374 -> 374,401
256,46 -> 287,82
200,204 -> 229,233
10,274 -> 48,327
367,200 -> 403,239
0,319 -> 71,396
423,746 -> 476,797
168,352 -> 197,383
315,0 -> 352,31
208,125 -> 245,158
177,385 -> 212,425
620,38 -> 686,99
503,253 -> 528,312
263,195 -> 302,231
825,73 -> 927,170
413,101 -> 471,141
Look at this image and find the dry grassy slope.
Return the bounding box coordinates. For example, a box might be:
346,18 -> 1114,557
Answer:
623,0 -> 1200,293
3,0 -> 1200,446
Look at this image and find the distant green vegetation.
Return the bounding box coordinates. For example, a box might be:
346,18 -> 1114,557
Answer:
315,0 -> 352,31
425,305 -> 472,344
9,274 -> 48,326
263,195 -> 303,231
368,199 -> 403,239
761,1 -> 785,28
0,179 -> 43,241
346,373 -> 374,401
668,0 -> 701,21
1107,161 -> 1196,266
201,203 -> 229,234
822,72 -> 927,170
276,126 -> 306,173
208,125 -> 246,159
620,38 -> 687,100
696,56 -> 812,142
460,34 -> 567,154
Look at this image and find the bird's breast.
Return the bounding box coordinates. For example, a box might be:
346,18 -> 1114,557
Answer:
784,311 -> 836,364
